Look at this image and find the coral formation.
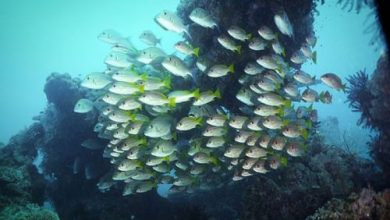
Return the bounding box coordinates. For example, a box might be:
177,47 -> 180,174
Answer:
0,124 -> 54,219
346,70 -> 374,128
169,134 -> 380,220
307,188 -> 390,220
346,53 -> 390,182
0,204 -> 59,220
0,72 -> 208,220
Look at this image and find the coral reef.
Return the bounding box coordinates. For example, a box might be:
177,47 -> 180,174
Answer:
346,70 -> 374,128
241,135 -> 379,220
169,134 -> 380,220
0,123 -> 54,219
0,69 -> 384,220
346,53 -> 390,182
0,204 -> 59,220
0,72 -> 208,220
307,188 -> 390,220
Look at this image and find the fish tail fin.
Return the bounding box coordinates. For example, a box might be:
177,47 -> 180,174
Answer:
280,156 -> 288,166
193,47 -> 200,57
214,89 -> 221,99
247,33 -> 252,40
141,73 -> 148,81
139,85 -> 145,93
236,45 -> 242,55
195,117 -> 203,126
284,99 -> 292,108
228,64 -> 235,73
128,112 -> 136,121
162,75 -> 172,89
301,129 -> 309,140
193,88 -> 200,99
277,107 -> 284,117
275,83 -> 282,91
168,97 -> 176,108
163,76 -> 171,89
136,160 -> 144,169
308,104 -> 314,110
312,51 -> 317,64
140,138 -> 148,146
210,156 -> 219,166
172,132 -> 177,141
157,38 -> 162,45
162,156 -> 170,162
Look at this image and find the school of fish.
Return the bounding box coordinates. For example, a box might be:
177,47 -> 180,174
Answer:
74,7 -> 345,195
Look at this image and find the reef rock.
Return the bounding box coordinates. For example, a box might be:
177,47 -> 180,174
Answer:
307,188 -> 390,220
169,135 -> 379,220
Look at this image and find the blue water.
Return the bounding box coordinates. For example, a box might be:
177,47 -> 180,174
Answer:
0,0 -> 180,143
0,2 -> 382,148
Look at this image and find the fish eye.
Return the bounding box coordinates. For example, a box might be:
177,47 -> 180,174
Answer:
112,113 -> 115,116
164,12 -> 167,15
143,51 -> 146,54
249,150 -> 253,153
87,77 -> 90,80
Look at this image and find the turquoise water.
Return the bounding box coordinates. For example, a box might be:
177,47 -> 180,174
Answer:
0,0 -> 180,143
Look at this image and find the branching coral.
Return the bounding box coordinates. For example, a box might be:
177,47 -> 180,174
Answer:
337,0 -> 374,13
345,69 -> 375,128
317,0 -> 374,13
